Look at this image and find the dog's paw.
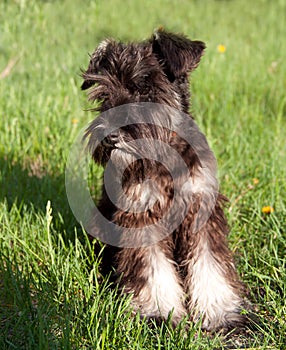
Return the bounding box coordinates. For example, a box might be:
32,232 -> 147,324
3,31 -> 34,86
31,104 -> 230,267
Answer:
200,305 -> 254,332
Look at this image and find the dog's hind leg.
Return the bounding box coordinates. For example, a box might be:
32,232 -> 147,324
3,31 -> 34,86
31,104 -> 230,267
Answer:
115,239 -> 187,325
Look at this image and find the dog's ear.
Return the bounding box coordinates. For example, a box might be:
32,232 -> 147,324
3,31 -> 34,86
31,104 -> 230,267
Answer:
151,28 -> 206,80
81,39 -> 114,90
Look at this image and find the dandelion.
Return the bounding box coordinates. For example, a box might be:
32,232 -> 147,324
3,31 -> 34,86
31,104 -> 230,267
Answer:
262,206 -> 274,214
253,178 -> 259,185
217,44 -> 226,53
72,118 -> 79,125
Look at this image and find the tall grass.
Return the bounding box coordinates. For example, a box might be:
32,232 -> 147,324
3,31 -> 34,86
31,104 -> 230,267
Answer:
0,0 -> 285,348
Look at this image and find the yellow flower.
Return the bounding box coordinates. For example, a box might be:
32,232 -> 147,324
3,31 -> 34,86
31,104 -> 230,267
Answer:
217,44 -> 226,53
262,206 -> 274,214
253,178 -> 259,185
72,118 -> 79,125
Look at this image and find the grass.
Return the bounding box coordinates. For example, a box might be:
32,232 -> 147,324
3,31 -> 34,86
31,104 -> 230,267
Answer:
0,0 -> 285,348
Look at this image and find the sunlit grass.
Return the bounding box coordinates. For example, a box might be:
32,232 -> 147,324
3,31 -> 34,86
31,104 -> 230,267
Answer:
0,0 -> 285,348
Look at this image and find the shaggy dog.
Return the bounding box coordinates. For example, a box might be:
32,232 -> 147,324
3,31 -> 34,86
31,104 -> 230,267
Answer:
81,28 -> 249,331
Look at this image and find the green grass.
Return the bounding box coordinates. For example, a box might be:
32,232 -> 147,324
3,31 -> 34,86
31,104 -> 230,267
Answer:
0,0 -> 285,348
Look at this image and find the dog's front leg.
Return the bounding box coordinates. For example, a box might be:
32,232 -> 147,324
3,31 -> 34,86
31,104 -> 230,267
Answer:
178,195 -> 246,331
115,241 -> 186,325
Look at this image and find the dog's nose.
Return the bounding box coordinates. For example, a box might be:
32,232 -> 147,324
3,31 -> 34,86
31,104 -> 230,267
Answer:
102,133 -> 119,148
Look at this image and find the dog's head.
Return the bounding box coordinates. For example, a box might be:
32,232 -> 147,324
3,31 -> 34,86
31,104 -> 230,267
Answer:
81,28 -> 205,113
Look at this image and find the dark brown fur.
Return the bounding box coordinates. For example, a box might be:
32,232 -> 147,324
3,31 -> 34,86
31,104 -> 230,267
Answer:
81,28 -> 250,331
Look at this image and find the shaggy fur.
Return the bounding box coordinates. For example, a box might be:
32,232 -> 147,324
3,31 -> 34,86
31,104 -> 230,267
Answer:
81,28 -> 249,331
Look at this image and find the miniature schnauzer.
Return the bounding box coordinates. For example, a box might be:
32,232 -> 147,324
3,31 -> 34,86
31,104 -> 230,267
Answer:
81,28 -> 249,331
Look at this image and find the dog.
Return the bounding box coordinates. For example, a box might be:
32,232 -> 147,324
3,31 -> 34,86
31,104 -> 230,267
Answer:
81,28 -> 249,331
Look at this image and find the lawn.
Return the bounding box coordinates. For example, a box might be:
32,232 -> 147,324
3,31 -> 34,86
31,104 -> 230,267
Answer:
0,0 -> 285,349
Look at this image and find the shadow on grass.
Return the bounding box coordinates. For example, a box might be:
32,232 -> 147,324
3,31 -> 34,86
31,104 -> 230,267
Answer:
0,257 -> 74,349
0,154 -> 99,348
0,154 -> 80,239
